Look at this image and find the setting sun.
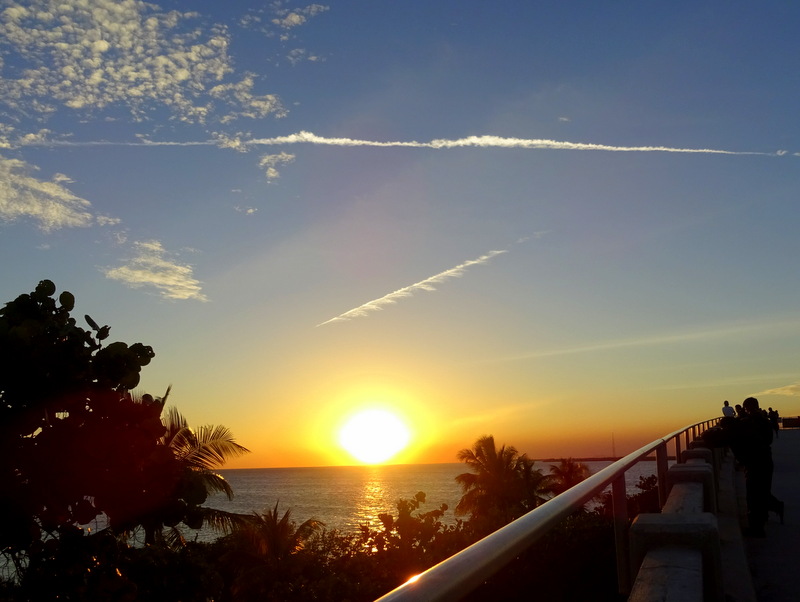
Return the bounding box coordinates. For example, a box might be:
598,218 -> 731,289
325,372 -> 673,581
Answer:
338,409 -> 412,464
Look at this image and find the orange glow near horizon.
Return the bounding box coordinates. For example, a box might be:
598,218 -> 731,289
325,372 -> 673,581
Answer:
338,408 -> 412,464
300,381 -> 438,467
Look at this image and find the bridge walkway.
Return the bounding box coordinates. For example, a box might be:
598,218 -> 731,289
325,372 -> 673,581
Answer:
742,426 -> 800,601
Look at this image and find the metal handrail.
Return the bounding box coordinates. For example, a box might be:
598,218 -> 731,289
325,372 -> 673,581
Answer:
376,418 -> 720,601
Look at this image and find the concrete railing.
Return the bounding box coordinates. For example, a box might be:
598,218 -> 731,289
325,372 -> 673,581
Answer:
376,418 -> 721,602
628,445 -> 724,602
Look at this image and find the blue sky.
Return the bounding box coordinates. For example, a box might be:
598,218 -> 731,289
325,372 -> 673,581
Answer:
2,1 -> 799,467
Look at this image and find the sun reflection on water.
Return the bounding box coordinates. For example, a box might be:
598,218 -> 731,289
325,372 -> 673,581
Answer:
353,467 -> 387,528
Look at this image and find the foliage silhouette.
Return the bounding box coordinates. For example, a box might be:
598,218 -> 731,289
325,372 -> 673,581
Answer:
548,457 -> 593,495
0,280 -> 159,554
0,280 -> 248,598
0,282 -> 640,600
455,435 -> 552,534
141,402 -> 251,545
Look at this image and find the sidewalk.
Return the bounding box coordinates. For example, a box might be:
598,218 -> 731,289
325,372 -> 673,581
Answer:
742,427 -> 800,601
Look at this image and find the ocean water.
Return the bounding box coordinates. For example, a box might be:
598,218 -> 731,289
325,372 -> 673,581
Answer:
201,460 -> 662,537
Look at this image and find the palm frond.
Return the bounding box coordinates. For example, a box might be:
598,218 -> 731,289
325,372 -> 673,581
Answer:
181,425 -> 250,471
196,471 -> 235,500
164,525 -> 187,549
199,507 -> 253,535
161,406 -> 191,446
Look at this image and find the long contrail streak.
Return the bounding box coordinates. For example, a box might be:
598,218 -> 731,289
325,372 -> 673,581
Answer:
317,249 -> 508,326
17,131 -> 786,156
252,131 -> 776,156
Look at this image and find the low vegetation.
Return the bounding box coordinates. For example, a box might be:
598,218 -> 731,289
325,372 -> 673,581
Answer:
1,281 -> 646,601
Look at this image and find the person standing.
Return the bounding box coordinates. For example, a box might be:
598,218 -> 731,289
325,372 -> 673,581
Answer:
768,407 -> 780,438
734,397 -> 783,536
722,400 -> 736,417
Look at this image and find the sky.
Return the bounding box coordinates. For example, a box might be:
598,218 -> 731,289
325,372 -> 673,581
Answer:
2,1 -> 800,468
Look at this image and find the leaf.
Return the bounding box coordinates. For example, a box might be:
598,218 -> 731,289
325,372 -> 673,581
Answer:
59,291 -> 75,311
85,314 -> 99,330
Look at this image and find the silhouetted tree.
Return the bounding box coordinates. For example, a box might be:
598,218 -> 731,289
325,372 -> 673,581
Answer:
455,435 -> 548,532
139,402 -> 251,545
548,458 -> 592,495
517,455 -> 554,511
0,279 -> 157,557
0,280 -> 249,596
217,503 -> 324,600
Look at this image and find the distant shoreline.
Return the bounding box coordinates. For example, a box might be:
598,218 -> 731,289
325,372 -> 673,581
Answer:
536,456 -> 675,462
223,456 -> 678,471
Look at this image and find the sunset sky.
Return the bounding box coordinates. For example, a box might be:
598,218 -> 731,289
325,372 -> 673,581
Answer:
3,1 -> 800,468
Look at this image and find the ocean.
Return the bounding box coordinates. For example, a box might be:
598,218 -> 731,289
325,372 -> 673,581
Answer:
200,460 -> 662,538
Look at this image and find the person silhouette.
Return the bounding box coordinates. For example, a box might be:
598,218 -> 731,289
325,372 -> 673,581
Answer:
722,400 -> 735,417
732,397 -> 783,536
768,407 -> 780,438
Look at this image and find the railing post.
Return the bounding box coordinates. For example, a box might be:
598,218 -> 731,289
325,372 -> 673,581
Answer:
674,434 -> 682,465
656,442 -> 669,508
612,473 -> 630,594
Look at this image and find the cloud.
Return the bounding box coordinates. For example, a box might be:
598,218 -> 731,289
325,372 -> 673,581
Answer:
259,151 -> 295,180
287,48 -> 325,65
753,383 -> 800,397
271,4 -> 329,30
317,249 -> 508,326
0,155 -> 116,231
212,131 -> 253,152
252,131 -> 779,156
239,2 -> 328,46
103,240 -> 208,301
494,317 -> 800,363
0,0 -> 284,124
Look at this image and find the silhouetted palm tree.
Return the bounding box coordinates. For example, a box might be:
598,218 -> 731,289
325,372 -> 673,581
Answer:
548,458 -> 592,496
224,504 -> 324,599
161,400 -> 250,533
516,455 -> 553,511
242,503 -> 324,569
135,389 -> 251,545
455,435 -> 527,527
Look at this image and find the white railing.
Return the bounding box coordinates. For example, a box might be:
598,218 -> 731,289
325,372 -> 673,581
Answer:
376,418 -> 720,602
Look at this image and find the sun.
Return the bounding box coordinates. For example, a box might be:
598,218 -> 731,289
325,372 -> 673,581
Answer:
338,408 -> 411,464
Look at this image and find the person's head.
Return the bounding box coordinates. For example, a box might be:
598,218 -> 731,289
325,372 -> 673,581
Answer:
723,400 -> 730,407
742,397 -> 760,414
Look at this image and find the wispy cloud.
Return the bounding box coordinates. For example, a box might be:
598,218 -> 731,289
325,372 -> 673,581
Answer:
272,3 -> 330,31
753,383 -> 800,397
317,249 -> 508,326
0,156 -> 118,231
493,317 -> 800,363
259,151 -> 295,181
103,240 -> 208,301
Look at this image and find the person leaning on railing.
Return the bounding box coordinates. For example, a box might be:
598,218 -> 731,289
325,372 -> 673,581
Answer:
701,397 -> 784,537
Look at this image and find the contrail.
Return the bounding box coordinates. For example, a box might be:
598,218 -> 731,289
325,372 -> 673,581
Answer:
317,249 -> 508,326
16,131 -> 787,156
251,131 -> 780,156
